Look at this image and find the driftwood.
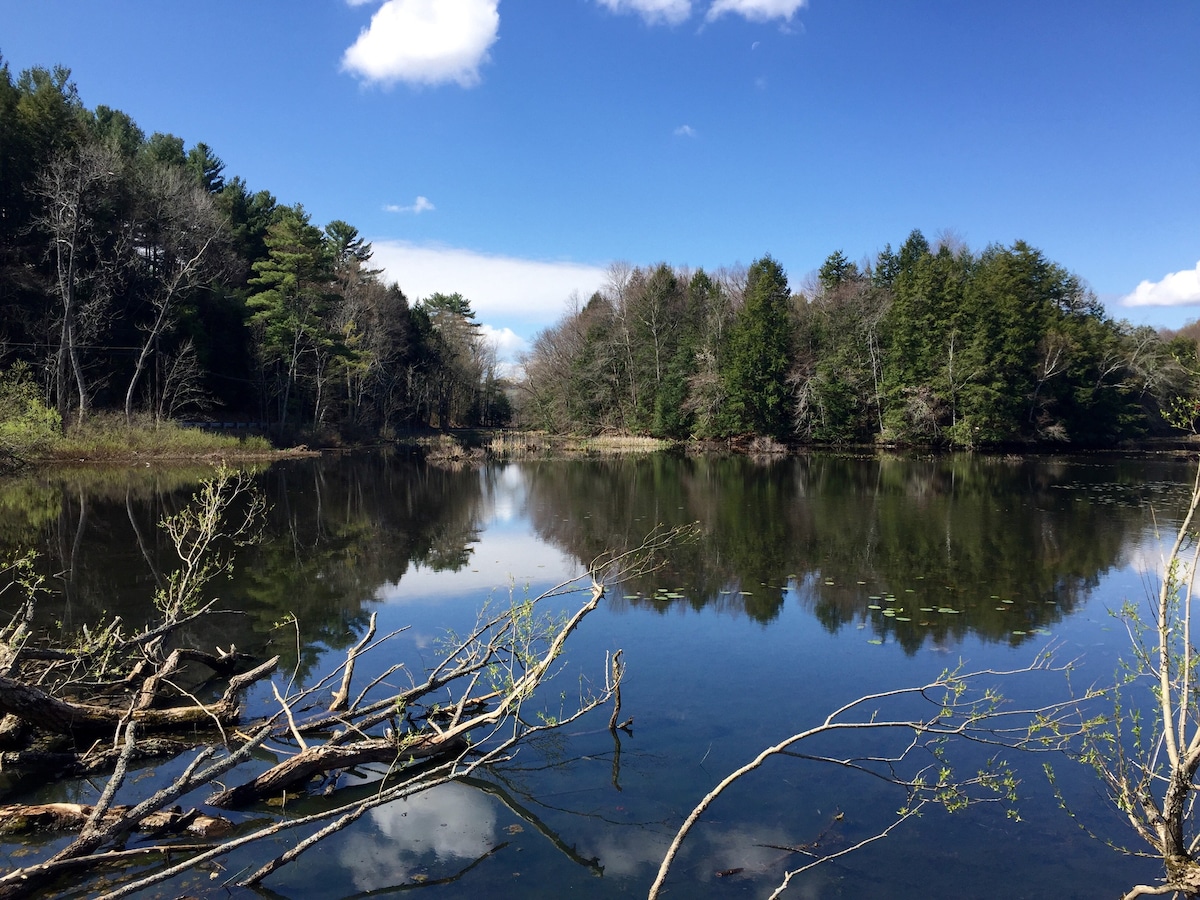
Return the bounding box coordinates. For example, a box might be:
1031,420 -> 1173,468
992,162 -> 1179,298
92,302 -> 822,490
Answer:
0,466 -> 690,900
1,738 -> 189,778
207,733 -> 469,808
0,844 -> 219,897
0,655 -> 278,737
0,802 -> 232,838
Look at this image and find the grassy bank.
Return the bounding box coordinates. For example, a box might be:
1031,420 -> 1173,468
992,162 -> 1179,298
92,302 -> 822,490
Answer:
40,415 -> 280,462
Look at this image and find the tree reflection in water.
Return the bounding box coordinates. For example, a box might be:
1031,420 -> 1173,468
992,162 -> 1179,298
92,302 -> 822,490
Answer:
0,451 -> 1191,898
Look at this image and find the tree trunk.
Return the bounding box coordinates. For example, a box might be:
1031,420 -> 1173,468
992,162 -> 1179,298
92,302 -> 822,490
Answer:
206,733 -> 467,808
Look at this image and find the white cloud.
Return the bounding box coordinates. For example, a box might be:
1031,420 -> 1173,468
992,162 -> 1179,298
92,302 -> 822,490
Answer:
674,124 -> 697,138
706,0 -> 808,22
480,323 -> 527,363
1122,261 -> 1200,308
370,240 -> 608,328
596,0 -> 693,25
342,0 -> 499,88
384,195 -> 435,214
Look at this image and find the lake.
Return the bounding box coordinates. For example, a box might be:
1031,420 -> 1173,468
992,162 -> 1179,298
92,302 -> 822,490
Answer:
2,451 -> 1192,898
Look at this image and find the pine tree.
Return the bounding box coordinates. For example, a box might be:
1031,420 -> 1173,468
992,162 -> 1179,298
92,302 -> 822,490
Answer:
722,255 -> 793,439
247,206 -> 334,430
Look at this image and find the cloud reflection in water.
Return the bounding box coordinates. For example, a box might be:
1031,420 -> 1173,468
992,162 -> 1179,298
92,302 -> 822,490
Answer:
338,782 -> 498,891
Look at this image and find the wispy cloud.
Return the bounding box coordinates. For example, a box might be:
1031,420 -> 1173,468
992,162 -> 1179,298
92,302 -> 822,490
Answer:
370,240 -> 608,335
596,0 -> 806,25
384,196 -> 436,214
674,124 -> 697,138
342,0 -> 500,88
706,0 -> 809,22
595,0 -> 693,26
1122,262 -> 1200,307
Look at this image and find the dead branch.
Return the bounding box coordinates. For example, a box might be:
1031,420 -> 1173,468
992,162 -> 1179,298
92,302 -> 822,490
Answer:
206,732 -> 469,809
0,498 -> 683,899
0,802 -> 231,838
0,844 -> 218,899
648,658 -> 1075,899
329,611 -> 377,711
0,738 -> 189,778
0,655 -> 277,736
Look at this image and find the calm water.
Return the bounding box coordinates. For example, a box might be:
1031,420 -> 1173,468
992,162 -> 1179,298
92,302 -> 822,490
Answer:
2,451 -> 1193,898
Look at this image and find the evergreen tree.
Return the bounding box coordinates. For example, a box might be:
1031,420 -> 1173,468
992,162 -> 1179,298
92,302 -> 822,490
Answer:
185,142 -> 226,194
247,206 -> 335,430
722,255 -> 794,439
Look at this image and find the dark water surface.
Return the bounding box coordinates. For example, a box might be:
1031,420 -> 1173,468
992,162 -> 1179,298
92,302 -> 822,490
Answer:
2,451 -> 1193,898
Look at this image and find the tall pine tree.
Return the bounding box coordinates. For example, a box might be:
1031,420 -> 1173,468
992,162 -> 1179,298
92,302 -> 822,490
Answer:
723,255 -> 793,439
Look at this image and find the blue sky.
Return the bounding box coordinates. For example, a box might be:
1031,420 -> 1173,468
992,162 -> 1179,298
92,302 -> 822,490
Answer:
3,0 -> 1198,361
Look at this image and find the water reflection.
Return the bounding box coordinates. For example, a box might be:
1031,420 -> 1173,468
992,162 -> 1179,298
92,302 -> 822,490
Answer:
0,452 -> 1191,898
0,453 -> 1189,666
524,454 -> 1188,652
338,782 -> 498,892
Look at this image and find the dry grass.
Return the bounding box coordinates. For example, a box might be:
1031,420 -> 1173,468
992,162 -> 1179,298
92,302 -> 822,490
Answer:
44,414 -> 276,461
486,430 -> 669,459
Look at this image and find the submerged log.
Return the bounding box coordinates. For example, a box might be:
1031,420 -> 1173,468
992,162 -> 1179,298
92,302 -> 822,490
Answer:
0,802 -> 232,838
1,738 -> 189,778
0,843 -> 218,900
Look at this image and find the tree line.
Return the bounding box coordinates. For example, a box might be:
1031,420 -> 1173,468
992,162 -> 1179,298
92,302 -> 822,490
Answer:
522,236 -> 1200,447
5,58 -> 1197,448
0,59 -> 509,438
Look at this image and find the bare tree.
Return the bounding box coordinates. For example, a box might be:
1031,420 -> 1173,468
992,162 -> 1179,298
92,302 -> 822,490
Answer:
32,139 -> 122,428
123,161 -> 231,423
154,338 -> 212,421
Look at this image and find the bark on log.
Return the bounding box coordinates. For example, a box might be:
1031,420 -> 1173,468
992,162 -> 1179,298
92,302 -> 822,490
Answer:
0,656 -> 277,736
0,675 -> 116,732
207,733 -> 468,809
0,802 -> 232,838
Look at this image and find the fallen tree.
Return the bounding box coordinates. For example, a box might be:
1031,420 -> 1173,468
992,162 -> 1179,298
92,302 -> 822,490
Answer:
0,467 -> 690,899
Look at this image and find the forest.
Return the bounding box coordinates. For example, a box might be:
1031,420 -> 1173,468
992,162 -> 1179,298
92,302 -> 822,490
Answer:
0,59 -> 510,441
3,57 -> 1199,448
524,247 -> 1200,447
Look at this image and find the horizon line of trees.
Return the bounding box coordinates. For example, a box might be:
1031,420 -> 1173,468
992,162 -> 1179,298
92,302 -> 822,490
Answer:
5,57 -> 1199,449
520,236 -> 1200,447
0,57 -> 510,439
